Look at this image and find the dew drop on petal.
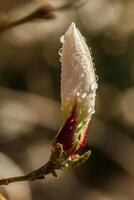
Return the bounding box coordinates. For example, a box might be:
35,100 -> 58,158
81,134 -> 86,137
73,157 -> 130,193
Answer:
83,36 -> 87,42
58,48 -> 63,56
81,93 -> 87,98
88,107 -> 92,113
65,163 -> 69,167
93,64 -> 96,69
83,65 -> 86,69
91,93 -> 96,99
68,156 -> 72,161
96,75 -> 99,81
74,132 -> 77,137
60,57 -> 63,63
60,35 -> 65,43
77,91 -> 80,97
91,109 -> 95,114
81,73 -> 85,78
91,82 -> 98,91
77,122 -> 83,129
58,48 -> 63,63
90,84 -> 94,91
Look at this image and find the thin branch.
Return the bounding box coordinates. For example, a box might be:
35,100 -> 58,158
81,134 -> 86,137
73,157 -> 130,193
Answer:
0,0 -> 87,33
0,161 -> 58,185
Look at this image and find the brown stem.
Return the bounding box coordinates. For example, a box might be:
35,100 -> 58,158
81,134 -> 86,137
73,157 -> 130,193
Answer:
0,161 -> 58,185
0,0 -> 87,33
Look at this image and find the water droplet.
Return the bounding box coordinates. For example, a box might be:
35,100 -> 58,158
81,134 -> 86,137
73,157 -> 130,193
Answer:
58,48 -> 63,56
60,35 -> 65,43
91,82 -> 98,91
95,82 -> 98,89
91,93 -> 96,99
91,84 -> 94,91
70,22 -> 76,29
58,48 -> 63,62
96,75 -> 99,81
81,93 -> 87,98
68,156 -> 73,161
77,122 -> 83,129
65,163 -> 69,167
83,36 -> 86,42
91,109 -> 95,114
70,118 -> 75,123
59,57 -> 62,62
86,89 -> 91,95
83,65 -> 86,69
77,91 -> 80,97
88,107 -> 92,113
81,73 -> 85,78
74,132 -> 77,137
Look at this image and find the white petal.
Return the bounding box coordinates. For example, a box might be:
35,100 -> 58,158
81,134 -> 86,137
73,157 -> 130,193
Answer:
60,22 -> 98,121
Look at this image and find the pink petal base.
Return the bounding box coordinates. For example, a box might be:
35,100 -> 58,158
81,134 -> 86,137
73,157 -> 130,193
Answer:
55,105 -> 89,156
56,106 -> 77,155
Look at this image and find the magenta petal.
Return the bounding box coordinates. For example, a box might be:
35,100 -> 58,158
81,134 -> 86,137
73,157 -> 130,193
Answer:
55,107 -> 77,154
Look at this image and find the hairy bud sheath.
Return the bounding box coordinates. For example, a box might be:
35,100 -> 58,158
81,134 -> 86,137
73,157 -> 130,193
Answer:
52,23 -> 98,169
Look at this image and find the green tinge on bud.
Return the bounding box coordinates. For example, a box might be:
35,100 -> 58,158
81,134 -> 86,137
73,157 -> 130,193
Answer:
51,22 -> 98,169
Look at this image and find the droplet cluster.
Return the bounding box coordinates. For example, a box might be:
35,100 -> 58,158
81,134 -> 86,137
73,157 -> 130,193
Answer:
60,22 -> 98,121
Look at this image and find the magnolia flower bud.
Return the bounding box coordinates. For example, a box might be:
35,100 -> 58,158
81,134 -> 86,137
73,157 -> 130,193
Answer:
51,22 -> 98,169
0,23 -> 98,185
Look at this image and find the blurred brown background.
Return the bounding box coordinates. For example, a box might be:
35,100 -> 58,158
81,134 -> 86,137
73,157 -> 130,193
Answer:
0,0 -> 134,200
